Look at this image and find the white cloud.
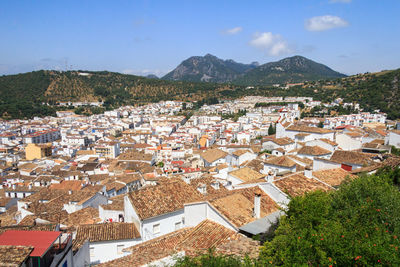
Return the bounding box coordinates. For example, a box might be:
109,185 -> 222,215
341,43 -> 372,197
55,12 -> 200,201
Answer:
305,15 -> 349,31
329,0 -> 351,3
223,27 -> 243,35
249,32 -> 293,56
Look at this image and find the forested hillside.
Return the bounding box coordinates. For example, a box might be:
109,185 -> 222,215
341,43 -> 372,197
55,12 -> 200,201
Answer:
0,70 -> 231,119
274,69 -> 400,119
0,68 -> 399,119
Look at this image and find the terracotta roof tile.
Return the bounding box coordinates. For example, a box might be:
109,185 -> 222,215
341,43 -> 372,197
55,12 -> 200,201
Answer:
274,173 -> 331,197
209,187 -> 278,228
297,146 -> 331,156
200,149 -> 228,164
128,179 -> 203,220
287,125 -> 333,134
75,223 -> 140,243
264,156 -> 296,168
98,220 -> 259,267
313,168 -> 356,187
0,245 -> 33,266
228,167 -> 265,183
330,150 -> 374,166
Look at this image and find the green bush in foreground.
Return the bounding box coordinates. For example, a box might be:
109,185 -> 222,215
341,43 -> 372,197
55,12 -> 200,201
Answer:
174,168 -> 400,266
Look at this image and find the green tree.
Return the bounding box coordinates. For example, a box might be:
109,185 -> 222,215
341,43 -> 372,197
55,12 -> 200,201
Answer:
260,170 -> 400,266
268,124 -> 276,135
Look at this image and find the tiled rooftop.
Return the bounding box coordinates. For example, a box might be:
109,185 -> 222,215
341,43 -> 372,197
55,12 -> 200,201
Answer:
274,173 -> 331,197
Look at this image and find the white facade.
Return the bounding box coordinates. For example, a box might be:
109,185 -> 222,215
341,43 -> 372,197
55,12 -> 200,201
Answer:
385,131 -> 400,148
184,202 -> 236,231
313,158 -> 341,171
89,238 -> 141,264
124,196 -> 186,242
336,133 -> 362,151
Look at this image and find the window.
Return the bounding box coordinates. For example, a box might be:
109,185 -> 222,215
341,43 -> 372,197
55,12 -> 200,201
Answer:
175,222 -> 181,230
117,244 -> 124,255
153,223 -> 160,234
90,247 -> 95,257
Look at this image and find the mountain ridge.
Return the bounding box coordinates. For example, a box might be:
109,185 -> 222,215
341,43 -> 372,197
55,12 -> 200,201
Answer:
162,54 -> 258,83
163,54 -> 346,84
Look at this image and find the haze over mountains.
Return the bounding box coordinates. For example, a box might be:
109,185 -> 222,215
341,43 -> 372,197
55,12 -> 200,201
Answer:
162,54 -> 346,84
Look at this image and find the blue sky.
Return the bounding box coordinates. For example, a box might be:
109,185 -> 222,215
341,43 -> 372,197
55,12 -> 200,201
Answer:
1,0 -> 399,76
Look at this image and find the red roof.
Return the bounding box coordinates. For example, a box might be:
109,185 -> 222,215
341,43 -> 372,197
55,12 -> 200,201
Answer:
0,230 -> 62,257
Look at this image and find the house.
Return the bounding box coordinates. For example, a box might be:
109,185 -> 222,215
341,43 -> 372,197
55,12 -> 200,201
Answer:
262,137 -> 295,152
124,179 -> 203,241
313,157 -> 342,171
278,124 -> 335,141
25,143 -> 52,160
96,220 -> 260,266
5,184 -> 40,199
74,223 -> 141,265
273,173 -> 331,197
362,140 -> 391,154
18,163 -> 39,176
336,131 -> 363,150
227,167 -> 265,185
117,150 -> 155,166
329,150 -> 375,171
184,187 -> 280,235
0,197 -> 17,213
0,230 -> 73,267
263,156 -> 297,174
200,148 -> 228,167
385,130 -> 400,148
297,146 -> 332,161
305,138 -> 338,152
99,196 -> 125,223
227,149 -> 257,166
94,141 -> 120,158
271,147 -> 286,156
312,168 -> 356,188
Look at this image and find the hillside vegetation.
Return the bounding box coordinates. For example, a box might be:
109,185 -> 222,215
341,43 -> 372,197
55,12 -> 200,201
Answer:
234,56 -> 346,85
0,70 -> 232,119
275,69 -> 400,119
0,68 -> 399,120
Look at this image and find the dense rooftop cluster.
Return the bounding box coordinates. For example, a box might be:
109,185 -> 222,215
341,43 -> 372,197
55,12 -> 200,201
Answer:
0,96 -> 399,266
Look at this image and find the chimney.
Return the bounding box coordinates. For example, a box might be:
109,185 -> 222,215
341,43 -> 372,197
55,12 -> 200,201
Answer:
12,184 -> 16,190
68,190 -> 72,195
267,171 -> 275,183
304,168 -> 312,178
211,181 -> 219,190
254,193 -> 261,219
28,184 -> 32,190
197,184 -> 207,195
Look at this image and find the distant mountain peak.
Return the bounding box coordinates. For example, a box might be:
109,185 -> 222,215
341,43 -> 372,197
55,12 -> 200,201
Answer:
162,54 -> 258,83
162,54 -> 345,85
235,55 -> 346,85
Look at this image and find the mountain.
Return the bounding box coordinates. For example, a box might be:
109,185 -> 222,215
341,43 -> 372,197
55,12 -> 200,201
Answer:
235,55 -> 346,85
163,54 -> 345,85
146,74 -> 159,79
162,54 -> 259,83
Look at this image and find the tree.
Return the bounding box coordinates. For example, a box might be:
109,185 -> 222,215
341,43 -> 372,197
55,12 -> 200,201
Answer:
318,121 -> 324,128
157,162 -> 164,168
260,169 -> 400,266
268,124 -> 276,135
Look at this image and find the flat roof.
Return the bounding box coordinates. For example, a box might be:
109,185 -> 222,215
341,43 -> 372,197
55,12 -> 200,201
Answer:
0,230 -> 62,257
